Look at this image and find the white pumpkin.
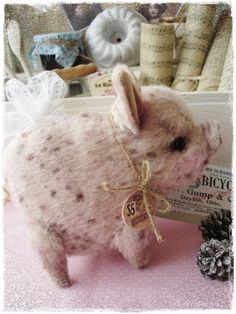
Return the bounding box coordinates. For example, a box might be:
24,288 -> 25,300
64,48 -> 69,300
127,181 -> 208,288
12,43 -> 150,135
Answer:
85,7 -> 147,68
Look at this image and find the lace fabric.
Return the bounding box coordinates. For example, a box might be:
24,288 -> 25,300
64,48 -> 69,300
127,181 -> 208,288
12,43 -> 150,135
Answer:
4,71 -> 68,136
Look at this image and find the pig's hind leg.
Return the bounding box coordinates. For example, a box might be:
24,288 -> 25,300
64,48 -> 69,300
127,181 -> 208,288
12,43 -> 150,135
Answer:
29,225 -> 71,288
112,226 -> 154,269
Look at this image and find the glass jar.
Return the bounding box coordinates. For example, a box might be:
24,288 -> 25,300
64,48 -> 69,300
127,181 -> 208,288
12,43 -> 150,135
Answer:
30,31 -> 84,70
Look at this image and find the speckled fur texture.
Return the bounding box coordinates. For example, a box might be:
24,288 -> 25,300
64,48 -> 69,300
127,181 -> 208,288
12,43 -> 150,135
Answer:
5,65 -> 221,288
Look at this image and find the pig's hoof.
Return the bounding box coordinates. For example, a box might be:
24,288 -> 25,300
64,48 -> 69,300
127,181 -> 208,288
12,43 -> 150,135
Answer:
136,258 -> 150,269
131,250 -> 152,269
56,276 -> 72,289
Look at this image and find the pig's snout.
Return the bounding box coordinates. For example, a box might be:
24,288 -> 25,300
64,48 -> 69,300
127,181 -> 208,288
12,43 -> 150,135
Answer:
201,120 -> 222,156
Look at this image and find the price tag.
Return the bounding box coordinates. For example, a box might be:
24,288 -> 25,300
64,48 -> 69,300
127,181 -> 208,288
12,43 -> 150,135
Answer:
122,190 -> 153,230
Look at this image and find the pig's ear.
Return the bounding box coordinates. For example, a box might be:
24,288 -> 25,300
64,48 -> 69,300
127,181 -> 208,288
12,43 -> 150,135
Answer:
111,64 -> 143,135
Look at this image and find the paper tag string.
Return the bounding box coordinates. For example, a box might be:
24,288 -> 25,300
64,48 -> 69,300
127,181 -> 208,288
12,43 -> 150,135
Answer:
103,114 -> 171,243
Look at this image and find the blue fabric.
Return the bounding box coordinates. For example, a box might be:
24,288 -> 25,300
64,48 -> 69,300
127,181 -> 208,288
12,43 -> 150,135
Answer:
29,31 -> 84,68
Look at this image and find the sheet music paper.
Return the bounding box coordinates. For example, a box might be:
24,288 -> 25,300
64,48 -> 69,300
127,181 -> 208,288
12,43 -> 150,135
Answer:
171,5 -> 215,91
140,23 -> 175,86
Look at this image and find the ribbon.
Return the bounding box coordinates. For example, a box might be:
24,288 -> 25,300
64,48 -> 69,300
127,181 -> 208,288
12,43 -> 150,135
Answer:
103,114 -> 171,243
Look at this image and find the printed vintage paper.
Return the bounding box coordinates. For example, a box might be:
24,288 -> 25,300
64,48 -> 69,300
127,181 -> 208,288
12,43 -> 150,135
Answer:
140,23 -> 175,86
163,164 -> 232,224
172,4 -> 215,91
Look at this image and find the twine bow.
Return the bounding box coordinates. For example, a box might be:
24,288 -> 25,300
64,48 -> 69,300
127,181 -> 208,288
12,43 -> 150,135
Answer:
103,114 -> 171,243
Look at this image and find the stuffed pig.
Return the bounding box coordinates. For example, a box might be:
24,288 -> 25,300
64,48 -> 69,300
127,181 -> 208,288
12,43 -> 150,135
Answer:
4,65 -> 221,288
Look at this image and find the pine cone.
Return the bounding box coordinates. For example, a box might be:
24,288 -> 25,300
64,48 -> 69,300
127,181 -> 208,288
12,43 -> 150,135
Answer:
197,239 -> 233,281
199,209 -> 232,241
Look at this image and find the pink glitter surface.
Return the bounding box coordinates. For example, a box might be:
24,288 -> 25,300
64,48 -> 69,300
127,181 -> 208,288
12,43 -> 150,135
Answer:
4,202 -> 232,311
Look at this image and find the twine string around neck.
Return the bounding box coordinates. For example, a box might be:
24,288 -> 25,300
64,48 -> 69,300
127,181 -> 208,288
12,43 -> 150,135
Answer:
103,114 -> 171,243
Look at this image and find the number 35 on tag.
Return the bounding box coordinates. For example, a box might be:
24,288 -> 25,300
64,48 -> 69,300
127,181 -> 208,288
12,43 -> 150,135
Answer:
122,191 -> 153,230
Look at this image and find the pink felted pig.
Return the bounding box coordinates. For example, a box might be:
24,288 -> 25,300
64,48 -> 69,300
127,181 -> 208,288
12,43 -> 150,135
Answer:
4,65 -> 221,288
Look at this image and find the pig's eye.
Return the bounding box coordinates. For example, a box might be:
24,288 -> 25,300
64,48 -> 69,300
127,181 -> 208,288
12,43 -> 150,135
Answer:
169,137 -> 186,152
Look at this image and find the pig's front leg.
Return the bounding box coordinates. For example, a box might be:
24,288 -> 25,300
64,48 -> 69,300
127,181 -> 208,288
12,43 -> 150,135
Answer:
112,226 -> 155,269
29,226 -> 71,288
